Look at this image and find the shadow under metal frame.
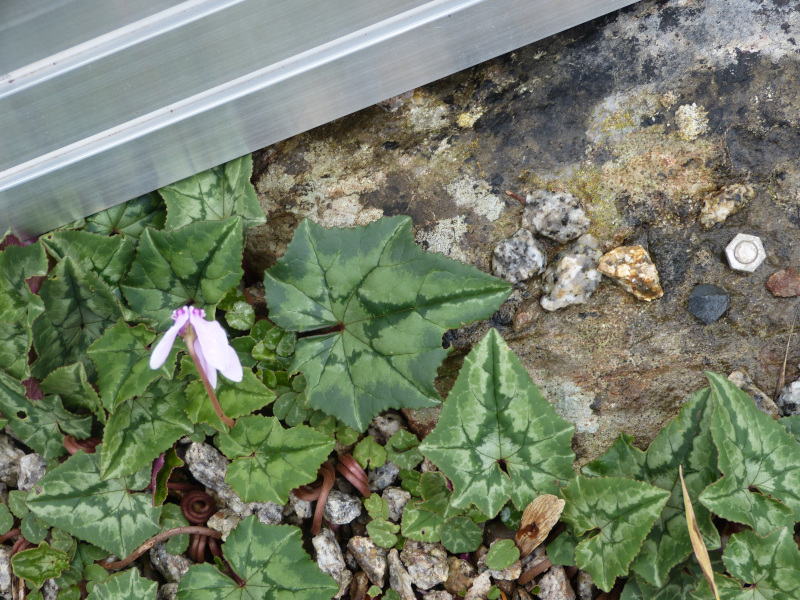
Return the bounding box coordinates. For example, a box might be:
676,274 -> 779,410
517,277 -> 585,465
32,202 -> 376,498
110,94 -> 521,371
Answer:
0,0 -> 640,238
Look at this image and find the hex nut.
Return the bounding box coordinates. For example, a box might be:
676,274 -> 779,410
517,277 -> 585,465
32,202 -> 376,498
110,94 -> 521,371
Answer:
725,233 -> 765,273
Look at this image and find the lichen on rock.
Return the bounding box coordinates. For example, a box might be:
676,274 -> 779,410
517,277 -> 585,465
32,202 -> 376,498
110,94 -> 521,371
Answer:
698,183 -> 755,229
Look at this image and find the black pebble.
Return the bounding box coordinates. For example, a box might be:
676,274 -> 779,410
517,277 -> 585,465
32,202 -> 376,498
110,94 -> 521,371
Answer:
688,284 -> 730,324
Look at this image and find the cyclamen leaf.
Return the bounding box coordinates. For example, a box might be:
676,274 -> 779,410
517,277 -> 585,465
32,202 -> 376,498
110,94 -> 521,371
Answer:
486,539 -> 519,571
161,154 -> 265,235
583,388 -> 721,588
781,414 -> 800,444
700,372 -> 800,534
177,516 -> 338,600
185,367 -> 275,431
11,544 -> 70,588
440,516 -> 483,554
39,363 -> 104,423
364,494 -> 390,520
385,429 -> 423,470
366,518 -> 400,548
100,379 -> 193,480
419,328 -> 575,519
401,503 -> 445,543
560,476 -> 670,592
41,230 -> 135,293
154,448 -> 184,508
161,502 -> 190,555
21,513 -> 49,543
27,451 -> 161,558
217,415 -> 335,504
31,257 -> 123,380
0,505 -> 12,535
0,242 -> 47,324
0,320 -> 34,380
121,218 -> 244,328
83,193 -> 166,240
354,435 -> 387,470
264,217 -> 511,431
225,300 -> 255,330
0,371 -> 91,458
86,568 -> 158,600
88,319 -> 176,411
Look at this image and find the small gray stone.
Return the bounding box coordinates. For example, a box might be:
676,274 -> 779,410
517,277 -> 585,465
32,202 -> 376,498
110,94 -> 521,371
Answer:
0,435 -> 24,487
445,557 -> 476,596
514,589 -> 534,600
538,565 -> 576,600
41,579 -> 59,600
17,453 -> 46,492
523,191 -> 590,243
313,528 -> 352,599
382,487 -> 411,522
540,235 -> 602,311
157,583 -> 179,600
369,414 -> 404,444
207,509 -> 241,541
288,491 -> 314,520
150,542 -> 194,583
369,461 -> 400,492
426,593 -> 455,600
464,572 -> 492,600
0,547 -> 10,598
778,381 -> 800,416
184,442 -> 228,489
323,490 -> 362,525
688,284 -> 729,324
254,501 -> 283,525
388,549 -> 415,600
348,536 -> 387,587
400,540 -> 449,590
698,183 -> 754,229
576,570 -> 594,600
492,228 -> 547,284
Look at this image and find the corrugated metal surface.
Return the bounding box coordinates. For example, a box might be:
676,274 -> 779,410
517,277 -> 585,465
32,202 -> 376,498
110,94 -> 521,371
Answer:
0,0 -> 639,237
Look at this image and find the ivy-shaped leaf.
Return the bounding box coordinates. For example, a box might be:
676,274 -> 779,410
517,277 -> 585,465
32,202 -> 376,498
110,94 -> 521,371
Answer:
401,472 -> 460,543
366,518 -> 400,548
161,154 -> 266,235
440,516 -> 483,554
184,367 -> 275,431
85,568 -> 158,600
0,505 -> 13,535
21,513 -> 49,543
582,388 -> 720,587
0,320 -> 34,380
700,372 -> 800,534
121,218 -> 244,328
264,217 -> 511,431
27,450 -> 161,557
39,363 -> 105,423
216,415 -> 335,504
88,319 -> 176,411
11,543 -> 70,588
560,475 -> 670,592
0,371 -> 91,458
419,328 -> 575,519
385,429 -> 423,470
41,230 -> 135,294
486,539 -> 519,571
101,379 -> 194,480
31,257 -> 123,380
177,516 -> 338,600
364,494 -> 390,520
83,193 -> 166,240
781,414 -> 800,444
154,448 -> 184,508
0,242 -> 47,324
354,436 -> 387,470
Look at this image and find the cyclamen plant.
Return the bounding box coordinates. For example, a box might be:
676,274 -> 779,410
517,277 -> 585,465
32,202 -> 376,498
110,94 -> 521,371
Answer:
150,305 -> 243,427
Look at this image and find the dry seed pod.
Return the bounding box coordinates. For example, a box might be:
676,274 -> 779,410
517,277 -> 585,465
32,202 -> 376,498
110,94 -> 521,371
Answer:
515,494 -> 565,558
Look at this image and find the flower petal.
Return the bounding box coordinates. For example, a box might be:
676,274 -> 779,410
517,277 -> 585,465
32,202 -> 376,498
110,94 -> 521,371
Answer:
219,345 -> 244,383
190,311 -> 243,383
193,338 -> 217,389
149,311 -> 188,369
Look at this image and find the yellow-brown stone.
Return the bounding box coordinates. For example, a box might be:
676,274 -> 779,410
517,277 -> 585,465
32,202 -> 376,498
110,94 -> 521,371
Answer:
598,245 -> 664,301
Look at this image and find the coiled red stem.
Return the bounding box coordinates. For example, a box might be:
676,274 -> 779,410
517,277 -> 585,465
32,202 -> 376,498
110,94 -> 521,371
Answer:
336,454 -> 371,497
63,435 -> 101,455
294,462 -> 336,535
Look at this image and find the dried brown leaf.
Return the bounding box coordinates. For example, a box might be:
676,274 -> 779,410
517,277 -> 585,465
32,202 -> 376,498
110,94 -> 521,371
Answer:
515,494 -> 565,558
679,465 -> 720,600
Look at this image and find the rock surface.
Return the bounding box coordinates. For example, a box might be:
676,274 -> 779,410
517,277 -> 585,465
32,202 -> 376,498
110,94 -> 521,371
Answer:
493,228 -> 547,283
778,381 -> 800,416
323,490 -> 362,524
540,235 -> 603,311
0,435 -> 24,487
388,549 -> 415,600
382,487 -> 411,522
598,245 -> 663,301
369,461 -> 400,491
400,540 -> 449,590
699,183 -> 754,229
150,542 -> 193,583
348,536 -> 387,587
313,528 -> 352,599
538,565 -> 576,600
688,284 -> 730,324
766,267 -> 800,298
16,453 -> 46,492
522,191 -> 590,243
248,0 -> 800,462
157,584 -> 178,600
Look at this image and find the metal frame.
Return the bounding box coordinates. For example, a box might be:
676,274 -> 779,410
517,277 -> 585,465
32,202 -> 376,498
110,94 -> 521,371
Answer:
0,0 -> 639,237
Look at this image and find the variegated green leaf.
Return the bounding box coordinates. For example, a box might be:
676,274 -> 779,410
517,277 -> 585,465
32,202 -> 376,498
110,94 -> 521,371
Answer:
40,230 -> 135,294
85,567 -> 157,600
184,367 -> 275,431
354,435 -> 387,470
27,450 -> 161,557
177,517 -> 338,600
583,388 -> 721,587
700,372 -> 800,534
217,415 -> 334,504
154,448 -> 184,508
83,193 -> 166,240
440,516 -> 483,554
161,502 -> 190,555
121,218 -> 244,328
0,241 -> 47,324
0,371 -> 91,458
366,518 -> 400,548
419,328 -> 575,519
88,319 -> 176,411
486,539 -> 519,571
31,257 -> 123,380
264,217 -> 511,431
560,475 -> 670,592
39,363 -> 105,423
101,379 -> 193,480
161,155 -> 265,235
11,543 -> 70,588
0,320 -> 33,380
385,429 -> 423,470
781,414 -> 800,444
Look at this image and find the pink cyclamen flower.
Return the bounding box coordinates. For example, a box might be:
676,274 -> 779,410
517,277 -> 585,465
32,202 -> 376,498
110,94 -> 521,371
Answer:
149,306 -> 243,388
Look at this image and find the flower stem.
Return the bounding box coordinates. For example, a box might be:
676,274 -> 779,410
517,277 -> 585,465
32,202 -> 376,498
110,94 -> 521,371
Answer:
183,325 -> 235,429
